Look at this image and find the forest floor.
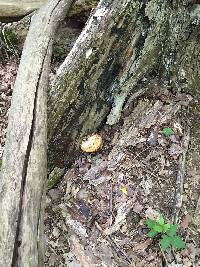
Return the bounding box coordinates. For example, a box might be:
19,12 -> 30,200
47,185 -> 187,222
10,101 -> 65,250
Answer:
0,56 -> 17,160
44,87 -> 200,267
0,17 -> 200,267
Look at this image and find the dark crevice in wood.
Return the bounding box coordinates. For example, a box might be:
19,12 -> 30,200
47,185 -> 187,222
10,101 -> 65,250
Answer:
11,86 -> 36,267
11,39 -> 50,266
11,75 -> 38,267
35,49 -> 51,265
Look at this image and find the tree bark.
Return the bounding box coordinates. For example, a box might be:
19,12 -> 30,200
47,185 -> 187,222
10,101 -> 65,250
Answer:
48,0 -> 200,173
0,0 -> 75,266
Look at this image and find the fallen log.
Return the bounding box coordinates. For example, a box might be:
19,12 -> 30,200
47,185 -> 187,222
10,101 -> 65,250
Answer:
0,0 -> 75,266
0,0 -> 46,18
0,0 -> 98,20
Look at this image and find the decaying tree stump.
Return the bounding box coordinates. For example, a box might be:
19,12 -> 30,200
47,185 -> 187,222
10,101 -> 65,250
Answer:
0,0 -> 75,266
47,0 -> 200,174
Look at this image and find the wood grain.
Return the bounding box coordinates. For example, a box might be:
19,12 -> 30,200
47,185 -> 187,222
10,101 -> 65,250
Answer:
0,0 -> 75,266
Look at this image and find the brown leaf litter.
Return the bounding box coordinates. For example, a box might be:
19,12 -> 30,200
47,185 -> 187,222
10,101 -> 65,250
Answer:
45,89 -> 200,267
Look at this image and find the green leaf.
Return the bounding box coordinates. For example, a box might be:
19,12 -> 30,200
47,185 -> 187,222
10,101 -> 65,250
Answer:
157,215 -> 165,225
146,219 -> 156,228
171,236 -> 186,249
162,127 -> 174,137
163,223 -> 171,232
160,235 -> 172,250
147,229 -> 158,238
153,225 -> 163,233
166,224 -> 178,237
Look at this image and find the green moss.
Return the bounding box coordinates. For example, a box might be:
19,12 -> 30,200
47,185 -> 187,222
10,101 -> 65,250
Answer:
0,28 -> 18,56
47,167 -> 65,189
0,29 -> 18,46
79,103 -> 107,134
53,45 -> 66,60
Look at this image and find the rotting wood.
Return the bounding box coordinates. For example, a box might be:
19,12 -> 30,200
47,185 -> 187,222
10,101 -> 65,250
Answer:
48,0 -> 200,173
70,235 -> 95,267
0,0 -> 75,266
48,0 -> 147,170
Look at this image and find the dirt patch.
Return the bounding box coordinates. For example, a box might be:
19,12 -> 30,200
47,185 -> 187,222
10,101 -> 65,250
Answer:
45,88 -> 200,267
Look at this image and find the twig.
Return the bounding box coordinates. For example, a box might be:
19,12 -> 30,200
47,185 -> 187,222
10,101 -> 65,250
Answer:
124,87 -> 148,111
109,181 -> 113,226
193,195 -> 200,226
103,199 -> 134,235
159,244 -> 170,267
173,127 -> 190,223
132,146 -> 151,161
95,222 -> 132,265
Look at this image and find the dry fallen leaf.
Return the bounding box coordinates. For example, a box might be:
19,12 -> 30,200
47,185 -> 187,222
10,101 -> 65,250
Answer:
168,143 -> 183,156
121,185 -> 128,196
132,202 -> 144,213
181,214 -> 192,229
174,122 -> 183,135
81,133 -> 102,152
145,207 -> 160,220
133,239 -> 153,252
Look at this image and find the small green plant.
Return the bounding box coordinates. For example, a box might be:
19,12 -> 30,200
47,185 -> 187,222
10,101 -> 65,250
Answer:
162,127 -> 174,137
146,214 -> 186,251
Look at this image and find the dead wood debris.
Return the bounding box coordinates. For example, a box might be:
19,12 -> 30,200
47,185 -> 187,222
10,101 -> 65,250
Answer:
173,127 -> 190,223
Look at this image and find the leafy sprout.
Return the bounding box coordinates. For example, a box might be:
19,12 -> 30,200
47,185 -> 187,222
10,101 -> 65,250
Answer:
146,214 -> 186,251
162,127 -> 174,137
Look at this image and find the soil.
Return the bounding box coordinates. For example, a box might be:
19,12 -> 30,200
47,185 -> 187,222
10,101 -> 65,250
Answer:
0,13 -> 200,267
